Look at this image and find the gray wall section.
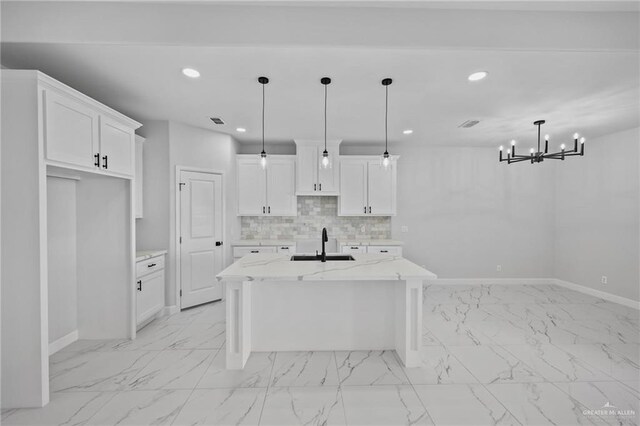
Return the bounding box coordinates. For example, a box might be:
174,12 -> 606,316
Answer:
555,127 -> 640,301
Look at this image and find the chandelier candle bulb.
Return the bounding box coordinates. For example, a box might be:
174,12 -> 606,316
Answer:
580,137 -> 585,155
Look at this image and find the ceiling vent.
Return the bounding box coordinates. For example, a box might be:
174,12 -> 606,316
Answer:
458,120 -> 480,128
210,117 -> 225,125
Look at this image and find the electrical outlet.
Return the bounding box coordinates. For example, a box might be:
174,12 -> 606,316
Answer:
401,226 -> 409,233
360,225 -> 366,233
601,276 -> 608,285
496,265 -> 502,272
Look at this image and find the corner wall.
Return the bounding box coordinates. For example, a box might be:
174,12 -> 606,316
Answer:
555,127 -> 640,301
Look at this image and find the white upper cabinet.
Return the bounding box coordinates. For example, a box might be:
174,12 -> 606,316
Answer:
237,155 -> 296,216
294,140 -> 341,195
338,156 -> 397,216
99,116 -> 135,176
44,89 -> 99,169
39,73 -> 140,177
134,135 -> 145,219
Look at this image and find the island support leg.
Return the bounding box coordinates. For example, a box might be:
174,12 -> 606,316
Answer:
395,279 -> 422,367
226,280 -> 252,369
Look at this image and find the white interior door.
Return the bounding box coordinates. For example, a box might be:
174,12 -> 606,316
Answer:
180,171 -> 223,308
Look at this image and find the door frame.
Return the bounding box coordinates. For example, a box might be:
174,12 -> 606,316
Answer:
175,166 -> 226,310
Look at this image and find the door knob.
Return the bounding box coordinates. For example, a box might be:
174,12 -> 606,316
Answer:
215,241 -> 223,246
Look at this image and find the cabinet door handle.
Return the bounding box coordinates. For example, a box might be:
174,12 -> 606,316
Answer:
351,246 -> 359,250
137,280 -> 142,291
250,250 -> 259,253
263,206 -> 266,214
102,155 -> 108,169
94,153 -> 100,167
268,206 -> 271,214
280,247 -> 288,250
314,183 -> 317,191
147,263 -> 156,268
319,183 -> 322,191
364,206 -> 367,213
369,206 -> 372,214
380,250 -> 389,253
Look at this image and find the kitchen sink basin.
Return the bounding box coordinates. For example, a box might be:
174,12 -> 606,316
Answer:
291,254 -> 355,261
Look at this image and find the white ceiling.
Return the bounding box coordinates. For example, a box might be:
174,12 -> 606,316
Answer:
1,1 -> 638,147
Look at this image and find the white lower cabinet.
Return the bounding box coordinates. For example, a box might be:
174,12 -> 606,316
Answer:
367,245 -> 403,256
136,254 -> 165,328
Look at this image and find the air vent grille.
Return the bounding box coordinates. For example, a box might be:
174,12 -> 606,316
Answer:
210,117 -> 225,125
458,120 -> 480,128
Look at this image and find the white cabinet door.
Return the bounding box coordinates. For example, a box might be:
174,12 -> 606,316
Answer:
266,157 -> 296,216
44,89 -> 99,169
136,270 -> 165,326
237,158 -> 267,215
134,137 -> 144,219
339,160 -> 368,215
317,148 -> 339,194
367,160 -> 396,215
296,145 -> 318,194
99,116 -> 135,176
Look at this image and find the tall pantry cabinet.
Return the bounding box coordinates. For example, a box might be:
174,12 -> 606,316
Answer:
1,71 -> 141,409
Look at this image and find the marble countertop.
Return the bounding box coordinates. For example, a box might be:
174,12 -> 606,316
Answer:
337,239 -> 404,246
232,240 -> 297,246
136,250 -> 167,262
217,253 -> 436,282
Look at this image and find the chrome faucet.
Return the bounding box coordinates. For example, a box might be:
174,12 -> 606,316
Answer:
321,227 -> 328,262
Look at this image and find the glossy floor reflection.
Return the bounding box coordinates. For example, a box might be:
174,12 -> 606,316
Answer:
2,284 -> 639,425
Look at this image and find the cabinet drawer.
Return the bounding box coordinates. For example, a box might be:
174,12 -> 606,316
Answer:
367,245 -> 402,255
136,255 -> 165,277
276,245 -> 296,254
233,246 -> 277,258
341,245 -> 366,254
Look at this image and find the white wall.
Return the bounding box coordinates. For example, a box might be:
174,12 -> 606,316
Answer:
555,127 -> 639,301
342,143 -> 556,278
137,121 -> 240,308
47,177 -> 77,343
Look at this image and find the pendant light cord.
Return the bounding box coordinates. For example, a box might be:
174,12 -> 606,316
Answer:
262,83 -> 265,153
324,84 -> 328,151
385,84 -> 389,153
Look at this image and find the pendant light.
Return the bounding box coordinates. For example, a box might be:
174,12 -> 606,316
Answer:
320,77 -> 331,169
381,78 -> 393,169
258,76 -> 269,169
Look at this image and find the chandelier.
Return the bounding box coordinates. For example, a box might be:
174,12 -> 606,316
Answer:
499,120 -> 585,164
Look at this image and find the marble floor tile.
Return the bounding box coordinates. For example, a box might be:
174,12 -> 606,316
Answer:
0,391 -> 116,426
447,345 -> 544,384
555,381 -> 640,426
403,346 -> 477,385
502,344 -> 613,382
58,339 -> 125,354
523,317 -> 613,345
422,329 -> 441,346
559,344 -> 640,382
197,351 -> 275,389
270,351 -> 339,387
594,302 -> 640,323
85,389 -> 191,425
166,322 -> 225,350
335,350 -> 409,386
472,319 -> 532,345
486,382 -> 599,425
424,317 -> 495,346
50,350 -> 159,392
260,386 -> 345,426
172,388 -> 266,426
126,349 -> 216,390
341,385 -> 433,425
413,384 -> 521,425
523,285 -> 603,304
111,323 -> 186,351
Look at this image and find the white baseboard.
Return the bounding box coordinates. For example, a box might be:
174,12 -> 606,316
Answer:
425,278 -> 556,286
554,279 -> 640,310
49,330 -> 78,355
163,305 -> 179,316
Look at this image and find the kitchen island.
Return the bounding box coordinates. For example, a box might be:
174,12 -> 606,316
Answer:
216,253 -> 437,369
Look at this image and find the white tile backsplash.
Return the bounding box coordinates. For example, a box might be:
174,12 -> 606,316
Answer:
240,196 -> 391,240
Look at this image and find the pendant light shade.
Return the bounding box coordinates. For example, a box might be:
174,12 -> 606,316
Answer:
381,78 -> 393,169
321,77 -> 331,169
258,76 -> 269,169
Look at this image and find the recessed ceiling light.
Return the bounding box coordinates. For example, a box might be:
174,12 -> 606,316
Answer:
236,127 -> 246,133
402,129 -> 413,135
468,71 -> 488,82
182,68 -> 200,78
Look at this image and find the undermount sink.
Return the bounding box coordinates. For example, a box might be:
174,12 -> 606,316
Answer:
291,254 -> 355,261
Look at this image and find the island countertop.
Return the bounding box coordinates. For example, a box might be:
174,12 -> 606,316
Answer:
217,253 -> 437,282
